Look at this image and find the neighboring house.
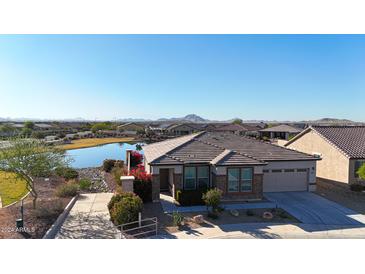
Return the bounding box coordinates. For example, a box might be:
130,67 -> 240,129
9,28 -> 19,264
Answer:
165,123 -> 199,136
77,131 -> 93,138
97,130 -> 124,137
213,124 -> 248,135
285,126 -> 365,186
259,124 -> 302,140
34,123 -> 54,131
143,132 -> 319,202
117,122 -> 145,135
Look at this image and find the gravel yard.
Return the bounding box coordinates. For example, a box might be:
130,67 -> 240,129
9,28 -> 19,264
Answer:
0,177 -> 71,239
141,202 -> 298,235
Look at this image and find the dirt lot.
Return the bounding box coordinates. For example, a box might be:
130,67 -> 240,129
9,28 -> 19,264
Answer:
0,177 -> 71,239
316,179 -> 365,214
142,202 -> 298,235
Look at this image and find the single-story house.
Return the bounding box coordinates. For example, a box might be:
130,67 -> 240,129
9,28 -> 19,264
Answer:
213,124 -> 248,135
259,124 -> 302,140
285,126 -> 365,186
165,123 -> 199,136
34,123 -> 54,131
117,123 -> 145,135
77,131 -> 93,138
143,132 -> 319,202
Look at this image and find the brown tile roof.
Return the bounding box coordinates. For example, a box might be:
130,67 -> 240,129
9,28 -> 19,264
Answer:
197,132 -> 316,162
259,124 -> 302,133
145,131 -> 317,166
213,123 -> 248,132
310,126 -> 365,158
143,132 -> 202,163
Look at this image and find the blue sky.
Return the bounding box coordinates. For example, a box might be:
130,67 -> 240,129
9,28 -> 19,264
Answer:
1,35 -> 364,121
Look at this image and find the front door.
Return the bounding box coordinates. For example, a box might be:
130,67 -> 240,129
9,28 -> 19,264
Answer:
160,169 -> 170,191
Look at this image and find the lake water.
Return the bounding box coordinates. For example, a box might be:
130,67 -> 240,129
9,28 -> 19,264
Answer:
66,142 -> 142,169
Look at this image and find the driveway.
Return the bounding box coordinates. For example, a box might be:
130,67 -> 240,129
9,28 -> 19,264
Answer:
264,192 -> 365,228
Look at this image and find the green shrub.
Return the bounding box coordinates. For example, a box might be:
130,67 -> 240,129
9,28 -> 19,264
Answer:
79,178 -> 92,190
176,188 -> 208,206
103,159 -> 116,172
357,163 -> 365,180
172,211 -> 184,226
134,179 -> 152,203
55,183 -> 79,198
203,188 -> 222,213
111,166 -> 128,185
350,183 -> 364,192
34,201 -> 64,219
55,167 -> 78,180
108,192 -> 136,211
109,193 -> 143,225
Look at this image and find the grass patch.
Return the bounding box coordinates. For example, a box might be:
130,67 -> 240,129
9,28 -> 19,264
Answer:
0,171 -> 29,207
58,137 -> 135,150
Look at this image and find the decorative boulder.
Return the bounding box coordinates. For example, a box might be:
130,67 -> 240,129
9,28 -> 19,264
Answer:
262,211 -> 274,220
230,209 -> 239,217
193,215 -> 204,224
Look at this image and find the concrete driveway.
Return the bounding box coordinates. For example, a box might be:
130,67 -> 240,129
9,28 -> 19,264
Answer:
264,192 -> 365,227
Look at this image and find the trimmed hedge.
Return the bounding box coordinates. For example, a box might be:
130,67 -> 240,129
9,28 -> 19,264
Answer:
175,188 -> 209,206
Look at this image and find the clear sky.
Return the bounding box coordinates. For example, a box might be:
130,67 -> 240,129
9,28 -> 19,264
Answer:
1,35 -> 364,121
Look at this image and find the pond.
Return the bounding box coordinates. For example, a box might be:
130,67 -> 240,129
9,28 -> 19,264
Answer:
66,142 -> 142,169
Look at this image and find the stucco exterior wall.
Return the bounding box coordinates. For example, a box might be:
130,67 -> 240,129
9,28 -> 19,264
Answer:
287,130 -> 350,184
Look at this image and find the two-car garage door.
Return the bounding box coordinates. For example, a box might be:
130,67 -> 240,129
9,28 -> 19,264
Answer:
263,168 -> 308,192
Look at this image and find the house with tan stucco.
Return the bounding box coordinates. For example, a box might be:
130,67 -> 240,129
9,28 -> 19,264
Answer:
143,131 -> 319,202
285,126 -> 365,186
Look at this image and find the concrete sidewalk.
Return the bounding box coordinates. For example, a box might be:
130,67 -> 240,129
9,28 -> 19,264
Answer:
55,193 -> 120,239
153,222 -> 365,239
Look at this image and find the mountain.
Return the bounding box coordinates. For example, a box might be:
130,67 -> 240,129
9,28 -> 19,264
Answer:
157,114 -> 209,123
301,118 -> 359,125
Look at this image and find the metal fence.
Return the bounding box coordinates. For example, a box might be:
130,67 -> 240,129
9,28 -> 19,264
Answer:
118,217 -> 158,239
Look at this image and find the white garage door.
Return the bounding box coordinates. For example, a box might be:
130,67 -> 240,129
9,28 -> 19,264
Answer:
263,168 -> 308,192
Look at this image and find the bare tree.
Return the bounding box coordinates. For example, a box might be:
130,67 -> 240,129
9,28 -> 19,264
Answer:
0,139 -> 70,208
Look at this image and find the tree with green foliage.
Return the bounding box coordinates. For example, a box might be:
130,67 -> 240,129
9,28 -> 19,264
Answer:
232,119 -> 243,125
91,122 -> 111,133
19,127 -> 33,138
0,139 -> 70,208
357,163 -> 365,180
24,121 -> 35,129
0,124 -> 16,137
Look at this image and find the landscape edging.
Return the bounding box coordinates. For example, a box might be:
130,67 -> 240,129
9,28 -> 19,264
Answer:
42,195 -> 79,239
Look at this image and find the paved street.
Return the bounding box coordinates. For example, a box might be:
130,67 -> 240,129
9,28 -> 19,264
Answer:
154,222 -> 365,239
55,193 -> 120,239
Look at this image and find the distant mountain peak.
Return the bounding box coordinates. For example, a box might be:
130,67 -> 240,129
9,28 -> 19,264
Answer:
183,114 -> 207,123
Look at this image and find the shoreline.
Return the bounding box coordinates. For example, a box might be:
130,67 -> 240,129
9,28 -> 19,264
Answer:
58,137 -> 140,150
